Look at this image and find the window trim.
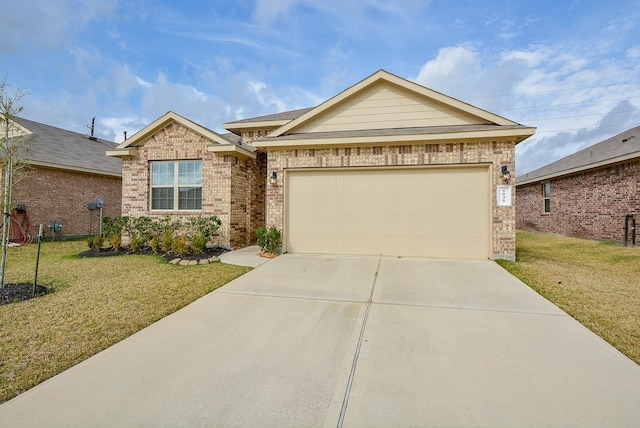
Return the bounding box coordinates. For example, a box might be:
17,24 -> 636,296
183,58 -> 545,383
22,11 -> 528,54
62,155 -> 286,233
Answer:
150,160 -> 203,211
542,181 -> 551,213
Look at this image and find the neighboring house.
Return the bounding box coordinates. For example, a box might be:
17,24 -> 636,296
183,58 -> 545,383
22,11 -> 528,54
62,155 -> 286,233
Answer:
8,117 -> 122,240
516,126 -> 640,242
109,70 -> 535,260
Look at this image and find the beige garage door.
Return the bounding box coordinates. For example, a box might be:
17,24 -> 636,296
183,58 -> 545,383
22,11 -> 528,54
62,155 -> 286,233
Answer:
285,166 -> 490,259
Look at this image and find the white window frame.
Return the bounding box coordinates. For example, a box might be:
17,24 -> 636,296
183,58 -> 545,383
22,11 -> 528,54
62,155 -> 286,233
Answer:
543,181 -> 551,213
150,160 -> 203,211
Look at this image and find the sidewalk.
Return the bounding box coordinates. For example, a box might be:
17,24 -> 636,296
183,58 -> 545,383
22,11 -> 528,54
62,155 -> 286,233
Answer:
218,245 -> 272,268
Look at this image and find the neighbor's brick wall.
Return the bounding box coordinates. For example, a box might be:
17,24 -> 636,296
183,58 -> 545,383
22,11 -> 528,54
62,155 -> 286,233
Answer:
12,166 -> 121,238
261,140 -> 517,259
122,122 -> 264,248
516,160 -> 640,241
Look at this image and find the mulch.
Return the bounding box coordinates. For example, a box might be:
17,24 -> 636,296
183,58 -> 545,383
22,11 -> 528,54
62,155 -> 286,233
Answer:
1,282 -> 48,306
77,246 -> 229,262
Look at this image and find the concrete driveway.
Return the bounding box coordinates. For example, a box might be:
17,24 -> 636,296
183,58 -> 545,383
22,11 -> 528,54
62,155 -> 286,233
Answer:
1,254 -> 639,427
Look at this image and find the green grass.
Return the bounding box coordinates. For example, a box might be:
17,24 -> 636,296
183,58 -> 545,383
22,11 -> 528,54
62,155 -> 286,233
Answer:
497,231 -> 640,365
0,240 -> 251,403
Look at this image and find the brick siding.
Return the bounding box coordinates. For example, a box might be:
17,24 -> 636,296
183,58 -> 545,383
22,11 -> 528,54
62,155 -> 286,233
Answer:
262,140 -> 517,259
11,166 -> 121,239
516,160 -> 640,241
122,122 -> 265,248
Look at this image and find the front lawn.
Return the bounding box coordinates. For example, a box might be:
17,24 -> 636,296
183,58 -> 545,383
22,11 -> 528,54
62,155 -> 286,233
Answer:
0,240 -> 251,404
497,230 -> 640,365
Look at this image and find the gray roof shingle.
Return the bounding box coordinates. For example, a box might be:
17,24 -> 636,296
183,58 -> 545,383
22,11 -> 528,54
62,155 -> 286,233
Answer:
517,126 -> 640,185
225,107 -> 314,125
12,117 -> 122,176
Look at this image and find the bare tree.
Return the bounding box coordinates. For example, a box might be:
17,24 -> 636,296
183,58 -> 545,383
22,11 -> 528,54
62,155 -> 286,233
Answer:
0,80 -> 32,289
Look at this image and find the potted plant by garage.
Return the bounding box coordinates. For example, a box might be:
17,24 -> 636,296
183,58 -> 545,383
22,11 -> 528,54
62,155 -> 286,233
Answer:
256,226 -> 281,258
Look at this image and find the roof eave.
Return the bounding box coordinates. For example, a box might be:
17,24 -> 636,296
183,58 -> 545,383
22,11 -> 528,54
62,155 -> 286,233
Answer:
253,127 -> 536,149
29,160 -> 122,177
207,144 -> 256,160
106,148 -> 138,158
517,151 -> 640,185
223,120 -> 289,134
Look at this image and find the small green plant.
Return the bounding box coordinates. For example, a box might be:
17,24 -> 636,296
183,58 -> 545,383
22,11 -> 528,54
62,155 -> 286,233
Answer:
161,229 -> 174,253
102,216 -> 128,251
150,235 -> 161,254
186,216 -> 222,253
191,234 -> 208,254
172,235 -> 188,256
124,216 -> 153,251
129,237 -> 144,252
150,216 -> 179,254
87,235 -> 104,251
256,226 -> 281,255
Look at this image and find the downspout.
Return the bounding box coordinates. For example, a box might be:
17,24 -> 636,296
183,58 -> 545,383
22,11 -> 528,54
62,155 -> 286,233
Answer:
624,213 -> 636,247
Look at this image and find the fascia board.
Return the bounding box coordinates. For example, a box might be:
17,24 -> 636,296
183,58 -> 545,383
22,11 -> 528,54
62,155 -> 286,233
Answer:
253,127 -> 536,149
207,144 -> 256,160
106,148 -> 138,157
29,160 -> 122,177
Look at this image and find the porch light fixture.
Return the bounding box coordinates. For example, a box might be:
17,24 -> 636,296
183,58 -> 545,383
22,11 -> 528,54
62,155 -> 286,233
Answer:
501,165 -> 511,184
270,170 -> 278,186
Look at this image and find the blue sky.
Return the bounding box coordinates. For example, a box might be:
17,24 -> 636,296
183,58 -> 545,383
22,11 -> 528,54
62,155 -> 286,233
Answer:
2,0 -> 639,174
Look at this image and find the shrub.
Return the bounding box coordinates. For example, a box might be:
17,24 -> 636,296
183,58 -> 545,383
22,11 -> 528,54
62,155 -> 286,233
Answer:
172,235 -> 188,256
87,235 -> 104,251
161,229 -> 174,253
150,235 -> 161,254
186,216 -> 222,240
124,216 -> 154,250
186,216 -> 222,253
191,234 -> 208,254
256,226 -> 281,254
150,216 -> 180,253
102,216 -> 128,251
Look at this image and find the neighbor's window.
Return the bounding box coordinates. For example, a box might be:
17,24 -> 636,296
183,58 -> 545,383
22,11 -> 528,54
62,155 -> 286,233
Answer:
543,182 -> 551,213
150,160 -> 202,210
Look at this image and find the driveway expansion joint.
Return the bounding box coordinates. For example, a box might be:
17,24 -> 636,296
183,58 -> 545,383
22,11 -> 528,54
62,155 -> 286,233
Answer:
370,300 -> 569,317
337,256 -> 381,428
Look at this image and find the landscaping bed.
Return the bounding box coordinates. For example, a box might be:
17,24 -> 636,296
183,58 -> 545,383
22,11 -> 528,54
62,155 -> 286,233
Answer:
77,245 -> 228,262
0,283 -> 48,306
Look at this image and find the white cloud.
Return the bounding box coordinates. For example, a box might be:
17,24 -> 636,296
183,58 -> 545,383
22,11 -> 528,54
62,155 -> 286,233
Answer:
627,45 -> 640,59
412,42 -> 640,175
135,76 -> 152,89
99,116 -> 148,143
247,81 -> 287,113
413,46 -> 482,97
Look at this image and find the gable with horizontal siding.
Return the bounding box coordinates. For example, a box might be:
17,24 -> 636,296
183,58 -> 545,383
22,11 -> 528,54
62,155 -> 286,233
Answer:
292,81 -> 490,134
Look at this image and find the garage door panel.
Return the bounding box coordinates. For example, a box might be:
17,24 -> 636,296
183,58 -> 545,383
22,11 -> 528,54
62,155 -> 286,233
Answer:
286,167 -> 490,258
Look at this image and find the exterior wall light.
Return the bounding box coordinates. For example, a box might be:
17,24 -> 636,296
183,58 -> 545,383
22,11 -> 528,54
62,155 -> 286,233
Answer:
270,170 -> 278,186
501,165 -> 511,184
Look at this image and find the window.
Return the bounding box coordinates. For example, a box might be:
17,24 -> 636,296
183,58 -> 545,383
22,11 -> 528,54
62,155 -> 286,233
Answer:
543,182 -> 551,213
150,160 -> 202,210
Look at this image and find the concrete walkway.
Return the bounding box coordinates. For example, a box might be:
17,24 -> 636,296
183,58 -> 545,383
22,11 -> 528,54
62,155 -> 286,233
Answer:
218,245 -> 272,268
1,255 -> 639,427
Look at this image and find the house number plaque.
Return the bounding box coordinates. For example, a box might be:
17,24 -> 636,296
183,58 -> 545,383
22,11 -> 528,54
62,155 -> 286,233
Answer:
497,185 -> 512,206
